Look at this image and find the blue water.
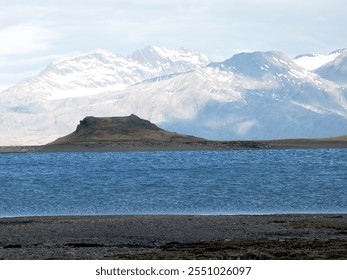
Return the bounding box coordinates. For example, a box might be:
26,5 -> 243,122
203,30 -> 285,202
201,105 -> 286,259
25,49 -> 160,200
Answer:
0,149 -> 346,217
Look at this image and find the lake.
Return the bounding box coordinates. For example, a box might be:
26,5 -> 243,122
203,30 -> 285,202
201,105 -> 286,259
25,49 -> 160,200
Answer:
0,149 -> 346,217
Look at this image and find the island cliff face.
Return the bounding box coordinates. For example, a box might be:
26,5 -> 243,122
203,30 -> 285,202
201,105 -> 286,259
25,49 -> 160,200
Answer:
49,114 -> 207,145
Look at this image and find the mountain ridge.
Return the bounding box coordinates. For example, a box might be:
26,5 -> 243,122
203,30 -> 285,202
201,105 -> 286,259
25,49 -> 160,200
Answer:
1,46 -> 347,146
1,46 -> 210,101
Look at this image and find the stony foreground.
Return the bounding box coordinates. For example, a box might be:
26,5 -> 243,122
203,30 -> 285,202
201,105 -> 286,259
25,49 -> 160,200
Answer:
0,214 -> 346,260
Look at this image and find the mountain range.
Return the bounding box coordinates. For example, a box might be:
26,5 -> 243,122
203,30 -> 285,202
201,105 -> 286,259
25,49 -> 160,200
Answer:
1,45 -> 347,146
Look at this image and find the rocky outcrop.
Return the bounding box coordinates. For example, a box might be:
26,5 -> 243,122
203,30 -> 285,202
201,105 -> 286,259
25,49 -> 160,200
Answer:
75,114 -> 161,134
49,114 -> 206,145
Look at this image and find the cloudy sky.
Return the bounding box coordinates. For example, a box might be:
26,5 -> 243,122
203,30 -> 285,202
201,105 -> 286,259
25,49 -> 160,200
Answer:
0,0 -> 346,91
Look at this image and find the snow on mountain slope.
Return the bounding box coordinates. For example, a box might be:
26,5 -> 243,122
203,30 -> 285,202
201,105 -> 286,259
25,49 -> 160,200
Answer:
314,52 -> 347,86
294,49 -> 347,71
0,46 -> 210,103
1,49 -> 139,102
210,51 -> 306,79
73,51 -> 347,140
1,48 -> 347,145
129,45 -> 210,75
190,52 -> 347,139
117,66 -> 347,140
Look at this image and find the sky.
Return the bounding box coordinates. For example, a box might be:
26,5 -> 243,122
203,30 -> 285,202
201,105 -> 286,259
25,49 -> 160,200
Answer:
0,0 -> 346,91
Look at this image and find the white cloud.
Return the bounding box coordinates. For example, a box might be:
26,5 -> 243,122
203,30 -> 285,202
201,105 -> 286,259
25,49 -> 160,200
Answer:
0,24 -> 58,90
0,25 -> 56,56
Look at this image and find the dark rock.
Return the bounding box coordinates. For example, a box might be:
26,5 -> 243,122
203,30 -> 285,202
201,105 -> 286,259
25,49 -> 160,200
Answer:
49,114 -> 206,146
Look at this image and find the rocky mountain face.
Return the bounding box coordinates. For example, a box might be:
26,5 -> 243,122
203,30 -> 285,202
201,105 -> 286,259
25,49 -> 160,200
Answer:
1,46 -> 347,145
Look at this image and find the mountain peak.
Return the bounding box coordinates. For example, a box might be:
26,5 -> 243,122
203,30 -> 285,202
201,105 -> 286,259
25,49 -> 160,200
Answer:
209,51 -> 302,78
129,45 -> 210,70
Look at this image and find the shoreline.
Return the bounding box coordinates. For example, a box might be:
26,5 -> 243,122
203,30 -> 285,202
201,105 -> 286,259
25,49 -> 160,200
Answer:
1,139 -> 347,153
1,214 -> 346,260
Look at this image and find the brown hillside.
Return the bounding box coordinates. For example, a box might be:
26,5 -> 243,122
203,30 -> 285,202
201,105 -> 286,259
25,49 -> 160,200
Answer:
49,114 -> 206,145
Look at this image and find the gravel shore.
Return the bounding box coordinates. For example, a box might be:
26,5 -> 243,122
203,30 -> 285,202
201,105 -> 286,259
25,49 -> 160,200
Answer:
1,214 -> 346,260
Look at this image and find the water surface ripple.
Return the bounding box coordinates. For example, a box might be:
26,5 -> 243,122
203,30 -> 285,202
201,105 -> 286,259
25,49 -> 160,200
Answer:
0,149 -> 346,217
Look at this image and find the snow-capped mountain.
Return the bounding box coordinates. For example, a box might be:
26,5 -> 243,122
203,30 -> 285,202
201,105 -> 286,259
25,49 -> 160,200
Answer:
211,51 -> 303,78
129,45 -> 210,75
314,52 -> 347,86
294,49 -> 347,71
1,47 -> 347,145
1,46 -> 209,102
